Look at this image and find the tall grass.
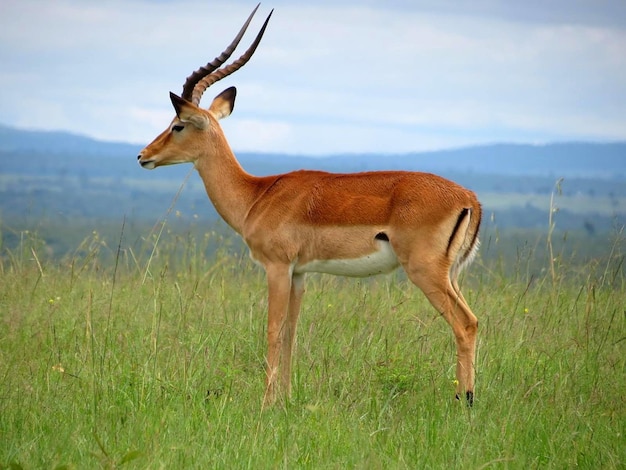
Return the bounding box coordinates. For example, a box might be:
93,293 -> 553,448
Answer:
0,224 -> 624,468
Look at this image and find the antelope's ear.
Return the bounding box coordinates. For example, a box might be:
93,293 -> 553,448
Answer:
169,92 -> 208,129
209,87 -> 237,120
169,92 -> 188,116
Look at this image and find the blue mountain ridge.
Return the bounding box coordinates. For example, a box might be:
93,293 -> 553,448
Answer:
1,123 -> 624,178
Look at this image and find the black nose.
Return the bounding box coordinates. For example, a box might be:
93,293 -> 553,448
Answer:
137,155 -> 141,160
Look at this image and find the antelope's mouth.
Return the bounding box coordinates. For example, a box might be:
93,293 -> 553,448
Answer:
139,159 -> 156,170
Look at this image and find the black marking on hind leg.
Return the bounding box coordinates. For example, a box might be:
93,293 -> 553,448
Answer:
447,207 -> 470,255
375,232 -> 389,242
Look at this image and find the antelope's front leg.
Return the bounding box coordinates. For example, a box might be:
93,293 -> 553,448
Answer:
280,273 -> 305,395
263,264 -> 293,407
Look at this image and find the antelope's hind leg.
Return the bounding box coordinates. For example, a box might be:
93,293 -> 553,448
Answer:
405,261 -> 478,406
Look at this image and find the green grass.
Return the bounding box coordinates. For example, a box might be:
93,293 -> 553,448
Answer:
1,228 -> 624,469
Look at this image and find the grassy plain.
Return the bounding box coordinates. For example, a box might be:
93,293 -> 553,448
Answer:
0,227 -> 624,469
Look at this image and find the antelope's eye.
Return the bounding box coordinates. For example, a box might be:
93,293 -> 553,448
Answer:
172,124 -> 184,133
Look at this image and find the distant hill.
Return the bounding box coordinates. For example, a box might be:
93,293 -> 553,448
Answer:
1,123 -> 625,178
1,124 -> 625,252
399,143 -> 626,178
0,124 -> 137,158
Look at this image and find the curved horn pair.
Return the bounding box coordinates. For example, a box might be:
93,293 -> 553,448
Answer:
181,4 -> 273,106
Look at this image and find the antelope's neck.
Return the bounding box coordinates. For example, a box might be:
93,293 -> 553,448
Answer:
194,145 -> 260,234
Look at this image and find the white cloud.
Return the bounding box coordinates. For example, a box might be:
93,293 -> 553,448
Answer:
222,118 -> 293,153
0,0 -> 625,154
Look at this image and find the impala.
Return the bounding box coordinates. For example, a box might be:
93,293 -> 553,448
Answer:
138,5 -> 482,406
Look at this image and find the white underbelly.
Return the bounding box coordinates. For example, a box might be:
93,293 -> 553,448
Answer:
294,241 -> 399,277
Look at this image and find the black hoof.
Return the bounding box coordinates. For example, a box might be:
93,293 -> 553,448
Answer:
456,391 -> 474,407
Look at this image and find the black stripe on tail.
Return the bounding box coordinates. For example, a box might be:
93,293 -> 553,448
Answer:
446,208 -> 470,256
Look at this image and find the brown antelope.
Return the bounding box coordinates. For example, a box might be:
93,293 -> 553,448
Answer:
138,5 -> 481,407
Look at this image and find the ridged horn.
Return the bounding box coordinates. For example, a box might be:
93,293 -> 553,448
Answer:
180,4 -> 273,106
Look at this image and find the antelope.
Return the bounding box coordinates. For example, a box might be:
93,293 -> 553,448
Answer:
138,5 -> 481,407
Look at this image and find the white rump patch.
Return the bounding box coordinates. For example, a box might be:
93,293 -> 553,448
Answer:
295,241 -> 399,278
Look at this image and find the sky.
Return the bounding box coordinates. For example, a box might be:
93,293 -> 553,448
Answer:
1,0 -> 625,155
